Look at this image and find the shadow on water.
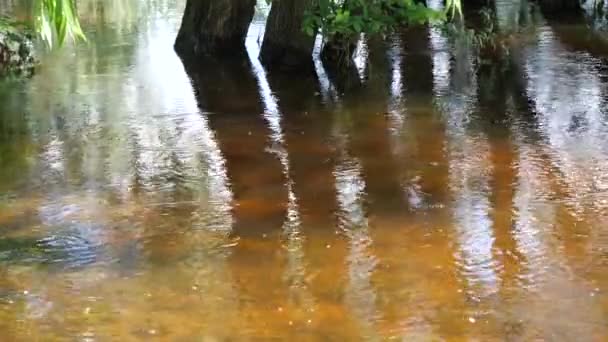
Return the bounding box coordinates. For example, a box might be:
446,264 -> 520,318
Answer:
183,55 -> 302,338
0,84 -> 32,195
182,56 -> 286,238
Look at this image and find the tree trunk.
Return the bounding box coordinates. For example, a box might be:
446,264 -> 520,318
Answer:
536,0 -> 581,14
321,43 -> 361,91
174,0 -> 256,58
320,36 -> 358,68
260,0 -> 316,71
320,34 -> 360,90
319,0 -> 359,78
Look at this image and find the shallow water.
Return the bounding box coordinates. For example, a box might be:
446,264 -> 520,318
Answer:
0,0 -> 608,340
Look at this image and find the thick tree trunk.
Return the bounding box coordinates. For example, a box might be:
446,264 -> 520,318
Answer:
320,36 -> 358,68
401,27 -> 433,100
320,35 -> 360,90
175,0 -> 256,58
260,0 -> 316,71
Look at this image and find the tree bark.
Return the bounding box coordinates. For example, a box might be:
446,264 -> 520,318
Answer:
260,0 -> 316,71
175,0 -> 256,58
321,36 -> 358,68
320,35 -> 360,91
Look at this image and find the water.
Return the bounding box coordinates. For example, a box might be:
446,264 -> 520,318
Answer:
1,0 -> 608,339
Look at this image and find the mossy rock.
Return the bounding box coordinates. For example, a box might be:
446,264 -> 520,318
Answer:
0,20 -> 37,77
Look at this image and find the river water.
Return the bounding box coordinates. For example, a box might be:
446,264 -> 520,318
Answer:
0,0 -> 607,340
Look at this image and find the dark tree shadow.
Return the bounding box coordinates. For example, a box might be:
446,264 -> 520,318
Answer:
182,56 -> 288,238
181,55 -> 293,335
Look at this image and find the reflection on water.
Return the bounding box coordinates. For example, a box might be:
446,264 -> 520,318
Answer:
1,0 -> 608,339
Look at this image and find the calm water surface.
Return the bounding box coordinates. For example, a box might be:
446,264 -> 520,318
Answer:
1,0 -> 608,340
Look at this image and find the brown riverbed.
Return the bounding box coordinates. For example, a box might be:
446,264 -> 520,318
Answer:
0,0 -> 607,340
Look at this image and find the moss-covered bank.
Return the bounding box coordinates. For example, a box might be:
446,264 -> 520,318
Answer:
0,20 -> 36,77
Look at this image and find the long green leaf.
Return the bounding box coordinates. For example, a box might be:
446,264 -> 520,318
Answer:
33,0 -> 86,48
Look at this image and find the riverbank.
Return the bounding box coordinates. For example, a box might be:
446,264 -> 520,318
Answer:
0,20 -> 36,77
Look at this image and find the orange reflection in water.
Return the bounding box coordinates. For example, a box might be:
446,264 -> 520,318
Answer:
1,0 -> 608,340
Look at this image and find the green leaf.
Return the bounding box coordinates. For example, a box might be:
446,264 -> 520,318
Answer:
33,0 -> 86,48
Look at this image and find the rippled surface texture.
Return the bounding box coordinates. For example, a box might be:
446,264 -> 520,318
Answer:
1,0 -> 608,340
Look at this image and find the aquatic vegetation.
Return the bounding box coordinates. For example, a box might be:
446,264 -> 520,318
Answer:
303,0 -> 446,68
33,0 -> 85,47
302,0 -> 446,39
0,0 -> 87,75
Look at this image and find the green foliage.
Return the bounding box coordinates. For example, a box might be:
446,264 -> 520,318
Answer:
443,7 -> 541,67
33,0 -> 86,48
443,8 -> 503,58
0,17 -> 31,33
445,0 -> 463,19
303,0 -> 445,41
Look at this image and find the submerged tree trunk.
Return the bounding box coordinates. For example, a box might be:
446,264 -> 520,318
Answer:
261,0 -> 317,71
536,0 -> 581,14
321,39 -> 361,93
174,0 -> 256,58
321,36 -> 358,68
319,0 -> 360,80
320,35 -> 360,90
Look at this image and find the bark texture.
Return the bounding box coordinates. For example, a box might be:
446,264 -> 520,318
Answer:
175,0 -> 256,57
320,35 -> 360,91
260,0 -> 316,70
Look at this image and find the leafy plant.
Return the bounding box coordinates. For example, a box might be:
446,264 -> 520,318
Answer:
33,0 -> 86,48
302,0 -> 449,67
303,0 -> 445,41
445,0 -> 463,19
